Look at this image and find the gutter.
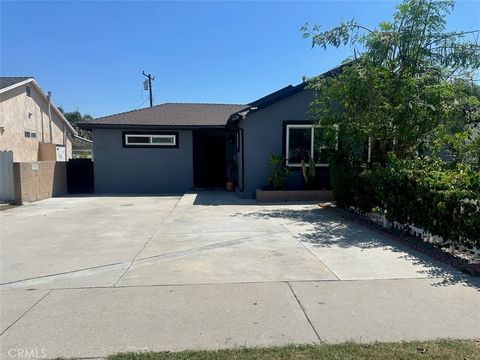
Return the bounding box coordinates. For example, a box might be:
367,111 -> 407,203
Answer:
74,134 -> 93,143
78,123 -> 230,131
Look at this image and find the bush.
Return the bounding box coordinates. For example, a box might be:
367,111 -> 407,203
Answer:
301,158 -> 317,189
266,154 -> 291,190
328,152 -> 362,208
331,155 -> 480,248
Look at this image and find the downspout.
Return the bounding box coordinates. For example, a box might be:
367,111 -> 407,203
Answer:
239,127 -> 245,192
47,91 -> 53,143
62,123 -> 66,159
229,108 -> 252,193
41,112 -> 44,142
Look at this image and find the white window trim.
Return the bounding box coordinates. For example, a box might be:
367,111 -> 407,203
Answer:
24,131 -> 36,139
285,124 -> 328,167
125,134 -> 176,146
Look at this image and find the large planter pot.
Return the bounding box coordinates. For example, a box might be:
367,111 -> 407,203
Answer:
256,189 -> 334,202
225,181 -> 235,192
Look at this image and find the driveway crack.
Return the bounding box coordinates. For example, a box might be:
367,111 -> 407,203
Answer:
0,290 -> 51,336
113,198 -> 181,286
286,281 -> 322,343
134,232 -> 286,264
260,205 -> 341,281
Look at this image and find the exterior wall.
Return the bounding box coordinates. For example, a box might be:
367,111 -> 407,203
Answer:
13,161 -> 67,204
239,89 -> 330,197
0,82 -> 73,162
92,128 -> 194,194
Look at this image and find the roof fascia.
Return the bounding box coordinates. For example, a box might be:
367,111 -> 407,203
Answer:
78,123 -> 229,131
0,78 -> 35,94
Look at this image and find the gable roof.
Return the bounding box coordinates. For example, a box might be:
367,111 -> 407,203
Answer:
79,103 -> 247,130
227,62 -> 351,123
0,77 -> 34,92
249,83 -> 306,109
246,62 -> 349,112
80,63 -> 349,130
0,76 -> 77,136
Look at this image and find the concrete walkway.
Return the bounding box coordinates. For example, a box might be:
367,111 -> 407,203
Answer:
1,192 -> 479,358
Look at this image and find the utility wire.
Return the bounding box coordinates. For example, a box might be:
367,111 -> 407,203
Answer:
134,99 -> 148,110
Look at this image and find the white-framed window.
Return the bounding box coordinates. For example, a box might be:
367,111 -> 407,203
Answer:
123,133 -> 178,147
24,131 -> 36,139
285,124 -> 328,167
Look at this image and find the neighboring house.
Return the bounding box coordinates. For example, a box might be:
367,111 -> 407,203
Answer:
80,68 -> 340,197
0,77 -> 77,162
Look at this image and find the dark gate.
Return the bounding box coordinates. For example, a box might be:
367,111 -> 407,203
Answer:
66,159 -> 94,194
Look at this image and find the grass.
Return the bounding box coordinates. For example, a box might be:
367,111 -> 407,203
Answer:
108,340 -> 480,360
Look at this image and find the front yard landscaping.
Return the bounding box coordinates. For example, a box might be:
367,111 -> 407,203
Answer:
109,340 -> 480,360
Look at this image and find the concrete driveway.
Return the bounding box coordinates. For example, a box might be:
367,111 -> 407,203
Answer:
1,192 -> 479,358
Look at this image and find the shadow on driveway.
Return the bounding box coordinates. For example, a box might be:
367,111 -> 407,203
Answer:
233,206 -> 480,291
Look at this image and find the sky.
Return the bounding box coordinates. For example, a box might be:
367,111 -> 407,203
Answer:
1,0 -> 479,118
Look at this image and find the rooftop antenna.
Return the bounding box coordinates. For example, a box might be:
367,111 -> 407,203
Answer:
142,71 -> 155,107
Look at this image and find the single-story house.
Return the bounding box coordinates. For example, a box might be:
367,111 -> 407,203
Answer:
80,68 -> 341,198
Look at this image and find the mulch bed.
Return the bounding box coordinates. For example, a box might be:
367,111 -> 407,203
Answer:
329,206 -> 480,277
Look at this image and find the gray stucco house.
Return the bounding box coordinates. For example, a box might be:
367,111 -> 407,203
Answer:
80,73 -> 336,198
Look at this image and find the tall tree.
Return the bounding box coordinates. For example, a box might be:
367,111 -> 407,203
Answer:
302,0 -> 480,166
58,107 -> 93,140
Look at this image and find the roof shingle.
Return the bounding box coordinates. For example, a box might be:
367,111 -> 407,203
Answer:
80,103 -> 247,129
0,77 -> 33,90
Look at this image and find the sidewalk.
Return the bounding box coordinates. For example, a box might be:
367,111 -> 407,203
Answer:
1,278 -> 479,358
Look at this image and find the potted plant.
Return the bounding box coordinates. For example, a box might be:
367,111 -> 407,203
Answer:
256,154 -> 333,202
225,163 -> 235,191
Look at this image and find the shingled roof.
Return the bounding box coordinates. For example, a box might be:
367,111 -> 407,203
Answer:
0,77 -> 33,90
80,103 -> 247,129
79,63 -> 349,130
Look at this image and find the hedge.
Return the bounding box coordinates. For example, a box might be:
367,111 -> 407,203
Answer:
330,154 -> 480,248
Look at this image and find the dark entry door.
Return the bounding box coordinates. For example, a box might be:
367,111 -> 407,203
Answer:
66,159 -> 94,193
193,133 -> 226,188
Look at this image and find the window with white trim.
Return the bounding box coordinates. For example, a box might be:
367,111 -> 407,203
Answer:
285,124 -> 328,166
24,131 -> 36,139
124,133 -> 177,147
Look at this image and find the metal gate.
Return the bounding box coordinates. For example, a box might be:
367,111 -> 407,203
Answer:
66,158 -> 94,194
0,151 -> 14,202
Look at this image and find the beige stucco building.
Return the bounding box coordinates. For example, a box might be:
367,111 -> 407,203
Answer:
0,77 -> 77,162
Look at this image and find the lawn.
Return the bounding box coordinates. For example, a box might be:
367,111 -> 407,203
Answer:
108,340 -> 480,360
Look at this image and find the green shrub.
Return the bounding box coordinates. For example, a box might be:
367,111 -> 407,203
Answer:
330,155 -> 480,248
266,154 -> 291,190
301,158 -> 317,189
328,152 -> 362,208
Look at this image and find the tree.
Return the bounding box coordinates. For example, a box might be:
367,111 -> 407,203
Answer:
302,0 -> 480,167
58,107 -> 93,140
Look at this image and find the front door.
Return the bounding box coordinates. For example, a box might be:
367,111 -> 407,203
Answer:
193,132 -> 226,188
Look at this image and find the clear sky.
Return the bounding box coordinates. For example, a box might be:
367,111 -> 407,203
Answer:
1,0 -> 479,118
